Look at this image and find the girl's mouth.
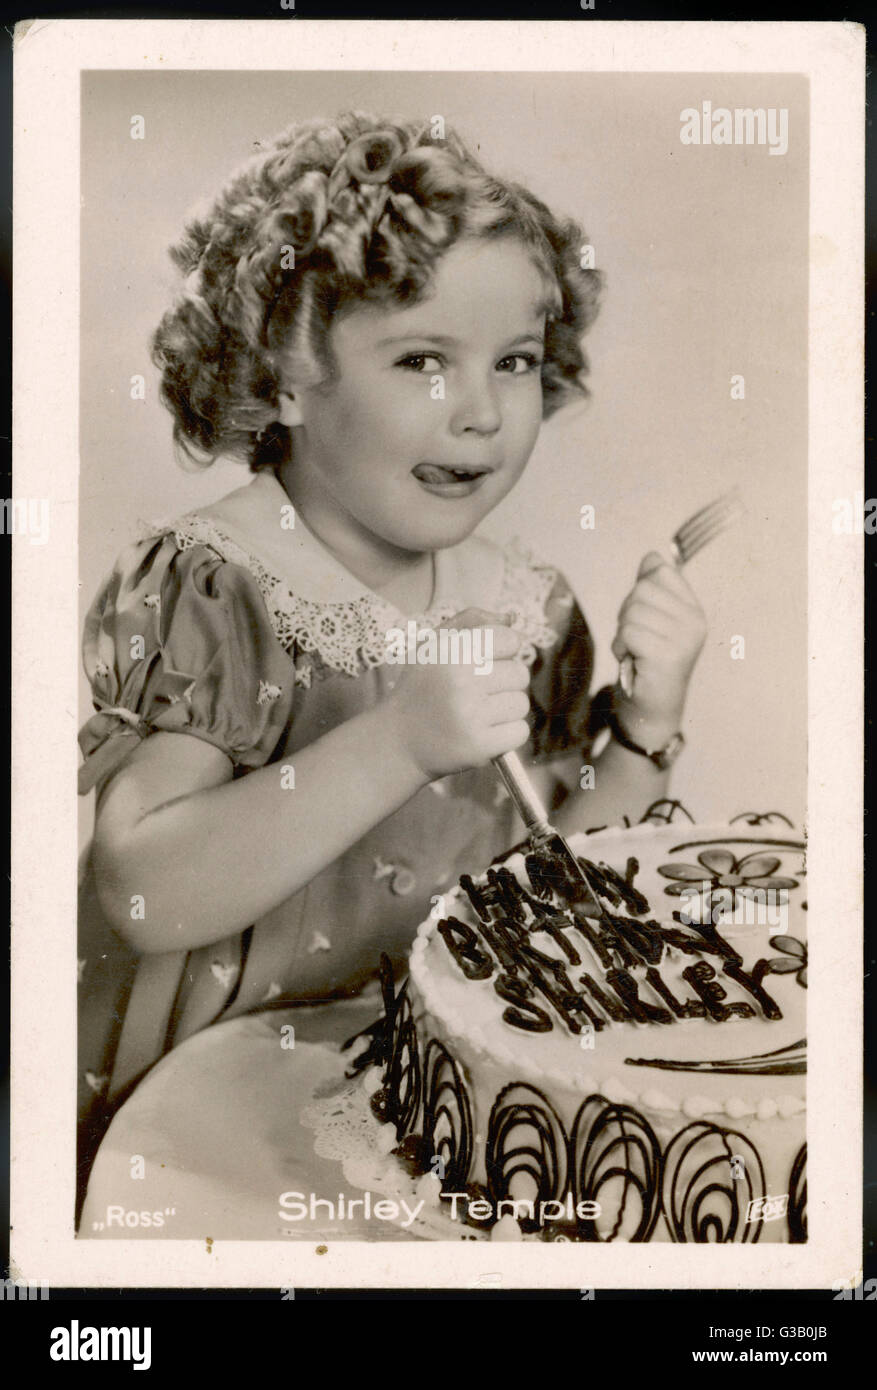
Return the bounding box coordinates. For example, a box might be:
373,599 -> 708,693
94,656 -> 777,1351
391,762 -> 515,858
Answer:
411,462 -> 494,498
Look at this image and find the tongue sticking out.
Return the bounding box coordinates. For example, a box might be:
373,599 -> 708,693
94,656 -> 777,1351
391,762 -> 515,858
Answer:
413,463 -> 478,485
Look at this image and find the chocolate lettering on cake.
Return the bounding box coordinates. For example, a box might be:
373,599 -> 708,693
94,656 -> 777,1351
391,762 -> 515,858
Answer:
567,906 -> 615,969
643,965 -> 709,1020
604,967 -> 675,1025
578,858 -> 651,917
722,960 -> 784,1020
489,868 -> 583,965
442,840 -> 787,1035
613,915 -> 667,966
671,911 -> 782,1017
682,960 -> 756,1022
578,972 -> 634,1023
524,836 -> 604,913
659,924 -> 714,957
530,911 -> 583,965
461,873 -> 604,1035
436,917 -> 494,981
678,918 -> 743,964
493,975 -> 553,1032
584,912 -> 642,971
500,921 -> 603,1036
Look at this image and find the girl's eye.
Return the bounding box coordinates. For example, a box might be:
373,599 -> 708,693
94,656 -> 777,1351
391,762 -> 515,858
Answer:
496,352 -> 543,375
395,351 -> 543,376
395,353 -> 444,373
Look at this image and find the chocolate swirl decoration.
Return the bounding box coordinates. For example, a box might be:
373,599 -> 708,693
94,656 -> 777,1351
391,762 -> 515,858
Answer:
421,1040 -> 474,1193
639,799 -> 696,826
386,983 -> 422,1139
570,1096 -> 662,1242
730,811 -> 795,828
625,1038 -> 806,1077
486,1083 -> 568,1224
788,1144 -> 807,1243
340,952 -> 407,1078
661,1122 -> 766,1243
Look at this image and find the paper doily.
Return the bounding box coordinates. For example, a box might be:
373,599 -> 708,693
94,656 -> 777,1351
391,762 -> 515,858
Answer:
300,1062 -> 490,1242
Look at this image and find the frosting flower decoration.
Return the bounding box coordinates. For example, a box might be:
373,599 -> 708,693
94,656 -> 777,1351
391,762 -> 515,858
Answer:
762,935 -> 807,988
658,846 -> 799,913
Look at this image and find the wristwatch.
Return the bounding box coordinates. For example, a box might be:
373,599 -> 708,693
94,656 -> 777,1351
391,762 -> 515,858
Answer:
586,684 -> 686,770
606,706 -> 686,771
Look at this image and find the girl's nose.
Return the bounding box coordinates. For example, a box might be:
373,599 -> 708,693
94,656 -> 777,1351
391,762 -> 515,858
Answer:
449,375 -> 502,436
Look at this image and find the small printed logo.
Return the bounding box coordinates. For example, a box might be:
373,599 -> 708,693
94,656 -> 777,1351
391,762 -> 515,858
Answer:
679,102 -> 789,156
745,1193 -> 789,1223
676,886 -> 790,931
384,621 -> 494,675
832,1279 -> 877,1300
49,1321 -> 151,1370
1,1277 -> 49,1300
1,497 -> 50,545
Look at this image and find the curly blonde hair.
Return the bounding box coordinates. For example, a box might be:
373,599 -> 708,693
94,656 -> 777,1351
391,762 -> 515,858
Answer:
151,111 -> 603,471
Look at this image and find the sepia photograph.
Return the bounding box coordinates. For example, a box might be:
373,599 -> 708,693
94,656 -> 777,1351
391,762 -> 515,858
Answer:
11,18 -> 863,1292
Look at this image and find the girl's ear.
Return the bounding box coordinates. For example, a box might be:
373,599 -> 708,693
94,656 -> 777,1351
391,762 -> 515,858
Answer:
277,392 -> 304,428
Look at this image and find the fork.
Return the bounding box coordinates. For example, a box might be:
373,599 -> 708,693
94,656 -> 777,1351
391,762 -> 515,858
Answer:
618,489 -> 746,699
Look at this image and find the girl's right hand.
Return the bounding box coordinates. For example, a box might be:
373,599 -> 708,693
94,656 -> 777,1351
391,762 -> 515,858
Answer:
386,608 -> 531,780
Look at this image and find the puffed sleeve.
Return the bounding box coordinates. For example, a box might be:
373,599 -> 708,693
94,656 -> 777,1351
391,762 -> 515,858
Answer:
78,533 -> 296,795
527,569 -> 595,761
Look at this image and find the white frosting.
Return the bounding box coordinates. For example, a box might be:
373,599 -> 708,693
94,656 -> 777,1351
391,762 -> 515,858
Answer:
410,821 -> 807,1120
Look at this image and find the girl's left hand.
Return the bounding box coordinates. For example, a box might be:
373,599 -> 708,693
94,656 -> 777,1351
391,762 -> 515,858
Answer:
610,551 -> 708,744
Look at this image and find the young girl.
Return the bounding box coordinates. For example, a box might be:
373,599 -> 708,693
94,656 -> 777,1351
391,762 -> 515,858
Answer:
77,111 -> 706,1198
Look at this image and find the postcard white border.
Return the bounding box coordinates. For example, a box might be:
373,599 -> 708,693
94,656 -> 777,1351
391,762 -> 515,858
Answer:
11,18 -> 864,1290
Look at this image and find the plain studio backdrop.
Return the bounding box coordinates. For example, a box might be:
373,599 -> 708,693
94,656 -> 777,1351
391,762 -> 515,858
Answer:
79,70 -> 808,851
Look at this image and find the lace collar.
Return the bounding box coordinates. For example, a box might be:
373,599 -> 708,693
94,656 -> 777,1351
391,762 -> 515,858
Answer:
143,470 -> 559,685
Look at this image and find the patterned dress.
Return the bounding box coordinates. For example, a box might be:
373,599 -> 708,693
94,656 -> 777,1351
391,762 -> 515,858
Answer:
76,468 -> 596,1189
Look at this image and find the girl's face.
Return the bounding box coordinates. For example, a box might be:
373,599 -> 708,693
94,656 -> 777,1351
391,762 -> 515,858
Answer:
284,236 -> 551,559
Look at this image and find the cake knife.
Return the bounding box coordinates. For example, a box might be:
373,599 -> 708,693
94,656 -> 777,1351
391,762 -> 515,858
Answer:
492,750 -> 605,918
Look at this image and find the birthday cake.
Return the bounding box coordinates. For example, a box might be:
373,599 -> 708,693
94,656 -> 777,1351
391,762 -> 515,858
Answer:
358,812 -> 807,1243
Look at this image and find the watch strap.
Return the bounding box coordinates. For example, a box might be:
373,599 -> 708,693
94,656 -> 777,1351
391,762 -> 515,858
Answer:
589,685 -> 685,769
